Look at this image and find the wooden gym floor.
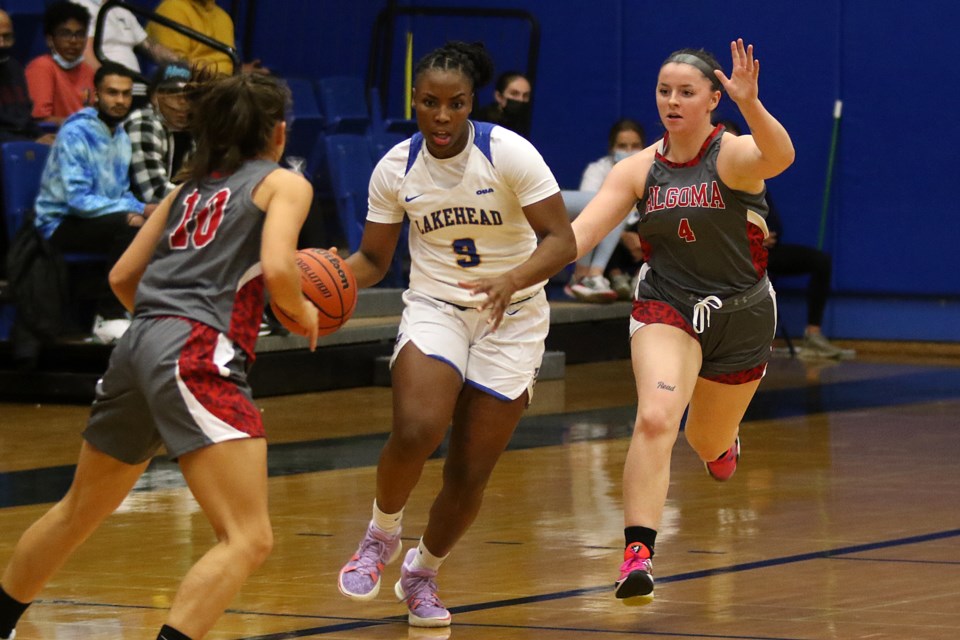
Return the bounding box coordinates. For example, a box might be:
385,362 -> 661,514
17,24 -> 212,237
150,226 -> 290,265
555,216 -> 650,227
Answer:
1,346 -> 959,639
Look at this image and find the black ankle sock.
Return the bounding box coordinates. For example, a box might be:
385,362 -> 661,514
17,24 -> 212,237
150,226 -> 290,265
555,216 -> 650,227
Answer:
0,585 -> 30,638
157,624 -> 192,640
624,526 -> 657,557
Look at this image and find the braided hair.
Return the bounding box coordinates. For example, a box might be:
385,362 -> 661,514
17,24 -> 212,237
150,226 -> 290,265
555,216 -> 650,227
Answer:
413,41 -> 494,92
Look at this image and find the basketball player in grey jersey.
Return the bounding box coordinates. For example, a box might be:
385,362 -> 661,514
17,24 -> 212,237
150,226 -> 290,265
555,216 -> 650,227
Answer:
0,74 -> 319,640
572,39 -> 795,606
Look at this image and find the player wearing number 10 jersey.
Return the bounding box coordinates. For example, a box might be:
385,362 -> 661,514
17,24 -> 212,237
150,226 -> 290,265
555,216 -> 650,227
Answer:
0,73 -> 320,640
337,41 -> 575,628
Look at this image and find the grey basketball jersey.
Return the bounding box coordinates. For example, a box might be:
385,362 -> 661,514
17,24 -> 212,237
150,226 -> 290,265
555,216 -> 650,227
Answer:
135,159 -> 279,356
636,126 -> 769,299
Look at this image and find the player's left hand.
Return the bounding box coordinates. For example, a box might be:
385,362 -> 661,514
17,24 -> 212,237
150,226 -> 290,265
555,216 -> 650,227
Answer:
459,274 -> 518,331
714,38 -> 760,107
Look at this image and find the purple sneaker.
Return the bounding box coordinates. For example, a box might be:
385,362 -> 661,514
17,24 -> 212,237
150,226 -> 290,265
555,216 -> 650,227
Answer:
614,542 -> 654,606
337,523 -> 402,601
394,549 -> 452,627
705,436 -> 741,481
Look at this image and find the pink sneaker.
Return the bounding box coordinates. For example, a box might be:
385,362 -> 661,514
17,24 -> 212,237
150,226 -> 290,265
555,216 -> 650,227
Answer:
394,549 -> 452,627
614,542 -> 654,605
705,436 -> 740,481
337,523 -> 402,601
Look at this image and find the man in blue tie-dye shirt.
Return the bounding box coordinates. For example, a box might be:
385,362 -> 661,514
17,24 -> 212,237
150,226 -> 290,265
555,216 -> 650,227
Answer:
34,60 -> 156,343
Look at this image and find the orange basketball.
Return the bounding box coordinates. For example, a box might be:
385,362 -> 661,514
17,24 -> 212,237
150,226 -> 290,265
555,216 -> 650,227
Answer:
270,248 -> 358,337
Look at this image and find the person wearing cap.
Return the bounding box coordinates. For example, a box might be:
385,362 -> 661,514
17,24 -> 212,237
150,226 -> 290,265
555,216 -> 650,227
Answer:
124,60 -> 196,204
69,0 -> 180,108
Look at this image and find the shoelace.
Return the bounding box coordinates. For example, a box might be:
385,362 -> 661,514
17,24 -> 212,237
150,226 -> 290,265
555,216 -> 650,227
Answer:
692,295 -> 722,334
352,535 -> 391,575
405,570 -> 445,608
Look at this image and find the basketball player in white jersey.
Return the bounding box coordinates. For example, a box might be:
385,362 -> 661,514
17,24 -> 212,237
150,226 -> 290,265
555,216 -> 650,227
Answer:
0,73 -> 319,640
336,41 -> 575,627
572,39 -> 795,606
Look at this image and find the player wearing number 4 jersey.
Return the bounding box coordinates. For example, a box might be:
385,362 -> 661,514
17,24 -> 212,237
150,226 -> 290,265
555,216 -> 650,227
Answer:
0,73 -> 319,640
337,41 -> 575,628
572,39 -> 794,606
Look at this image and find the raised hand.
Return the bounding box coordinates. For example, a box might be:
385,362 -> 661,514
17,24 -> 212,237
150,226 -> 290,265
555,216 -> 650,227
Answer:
714,38 -> 759,107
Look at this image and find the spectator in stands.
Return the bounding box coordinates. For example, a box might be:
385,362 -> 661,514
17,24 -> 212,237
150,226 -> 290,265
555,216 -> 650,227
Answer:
0,11 -> 56,143
70,0 -> 180,107
472,70 -> 532,138
34,61 -> 155,344
25,1 -> 96,126
719,118 -> 853,359
147,0 -> 267,76
125,60 -> 195,204
566,118 -> 646,302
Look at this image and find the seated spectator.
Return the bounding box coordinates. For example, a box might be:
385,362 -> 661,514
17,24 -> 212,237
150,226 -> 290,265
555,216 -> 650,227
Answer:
125,60 -> 196,204
565,118 -> 646,302
147,0 -> 267,76
25,1 -> 96,126
472,70 -> 531,138
718,118 -> 853,359
70,0 -> 181,107
34,61 -> 155,343
0,11 -> 56,144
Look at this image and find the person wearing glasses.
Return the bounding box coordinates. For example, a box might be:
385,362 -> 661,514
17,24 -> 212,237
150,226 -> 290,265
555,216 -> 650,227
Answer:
25,1 -> 96,126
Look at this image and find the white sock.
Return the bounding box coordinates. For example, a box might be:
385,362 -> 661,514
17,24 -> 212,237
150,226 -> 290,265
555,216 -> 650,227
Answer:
371,499 -> 403,535
410,538 -> 447,572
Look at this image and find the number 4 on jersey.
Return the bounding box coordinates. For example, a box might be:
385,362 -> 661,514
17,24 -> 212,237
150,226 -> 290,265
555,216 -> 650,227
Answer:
677,217 -> 696,243
170,188 -> 231,249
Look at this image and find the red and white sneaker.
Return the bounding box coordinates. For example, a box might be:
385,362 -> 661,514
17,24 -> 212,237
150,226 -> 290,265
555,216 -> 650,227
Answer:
614,542 -> 654,606
705,436 -> 740,481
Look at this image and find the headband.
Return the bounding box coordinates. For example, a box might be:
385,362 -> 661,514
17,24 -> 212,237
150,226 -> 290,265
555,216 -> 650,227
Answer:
667,53 -> 722,91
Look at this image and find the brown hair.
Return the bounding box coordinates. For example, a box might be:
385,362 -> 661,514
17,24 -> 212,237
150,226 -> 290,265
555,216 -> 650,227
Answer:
177,72 -> 290,182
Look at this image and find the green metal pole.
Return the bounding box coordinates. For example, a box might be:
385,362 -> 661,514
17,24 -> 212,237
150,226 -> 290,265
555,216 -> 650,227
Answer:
818,99 -> 842,250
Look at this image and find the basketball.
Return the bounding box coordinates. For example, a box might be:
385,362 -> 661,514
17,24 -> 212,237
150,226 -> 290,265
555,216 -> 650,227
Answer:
270,248 -> 358,337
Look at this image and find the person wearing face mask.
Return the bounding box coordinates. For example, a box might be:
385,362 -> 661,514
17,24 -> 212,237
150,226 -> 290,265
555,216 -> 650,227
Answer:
24,1 -> 96,126
472,70 -> 532,138
125,61 -> 197,204
0,11 -> 57,144
564,118 -> 646,302
33,61 -> 157,344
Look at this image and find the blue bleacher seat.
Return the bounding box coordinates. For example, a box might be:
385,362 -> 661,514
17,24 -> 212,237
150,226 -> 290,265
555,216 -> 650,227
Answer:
369,87 -> 418,136
324,133 -> 406,286
316,76 -> 370,134
367,130 -> 405,164
1,141 -> 106,264
323,134 -> 372,252
2,141 -> 49,244
281,77 -> 325,176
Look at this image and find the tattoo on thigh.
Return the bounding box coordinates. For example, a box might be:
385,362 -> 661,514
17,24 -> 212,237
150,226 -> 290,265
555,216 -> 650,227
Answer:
657,381 -> 676,391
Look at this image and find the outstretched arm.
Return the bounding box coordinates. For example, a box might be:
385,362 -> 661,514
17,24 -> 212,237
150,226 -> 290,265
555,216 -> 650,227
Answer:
714,39 -> 795,187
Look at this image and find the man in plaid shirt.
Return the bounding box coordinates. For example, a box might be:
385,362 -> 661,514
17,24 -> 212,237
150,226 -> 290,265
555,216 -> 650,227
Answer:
124,60 -> 194,203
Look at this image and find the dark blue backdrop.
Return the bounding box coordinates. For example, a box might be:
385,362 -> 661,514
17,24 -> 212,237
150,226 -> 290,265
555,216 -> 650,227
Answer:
5,0 -> 956,339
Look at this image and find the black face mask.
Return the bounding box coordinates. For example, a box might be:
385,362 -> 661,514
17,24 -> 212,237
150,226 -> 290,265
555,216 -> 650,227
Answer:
0,46 -> 11,63
98,110 -> 127,129
500,99 -> 531,137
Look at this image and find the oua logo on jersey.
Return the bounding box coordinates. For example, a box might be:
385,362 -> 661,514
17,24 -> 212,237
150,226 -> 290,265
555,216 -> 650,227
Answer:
412,207 -> 504,235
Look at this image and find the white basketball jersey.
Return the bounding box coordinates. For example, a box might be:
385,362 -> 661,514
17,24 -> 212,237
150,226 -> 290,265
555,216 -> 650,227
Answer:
368,121 -> 559,307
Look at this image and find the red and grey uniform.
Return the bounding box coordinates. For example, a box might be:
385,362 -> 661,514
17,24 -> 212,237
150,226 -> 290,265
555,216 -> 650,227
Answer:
632,125 -> 775,383
84,160 -> 279,463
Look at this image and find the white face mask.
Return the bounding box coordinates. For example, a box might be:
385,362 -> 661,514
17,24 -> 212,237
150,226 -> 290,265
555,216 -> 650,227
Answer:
613,149 -> 638,163
52,51 -> 85,70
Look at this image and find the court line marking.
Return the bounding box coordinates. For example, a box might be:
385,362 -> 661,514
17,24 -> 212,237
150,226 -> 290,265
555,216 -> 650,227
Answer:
30,527 -> 957,638
234,527 -> 960,639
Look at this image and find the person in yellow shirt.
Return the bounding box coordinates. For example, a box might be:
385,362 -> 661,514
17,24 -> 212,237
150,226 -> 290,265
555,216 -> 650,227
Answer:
147,0 -> 265,76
